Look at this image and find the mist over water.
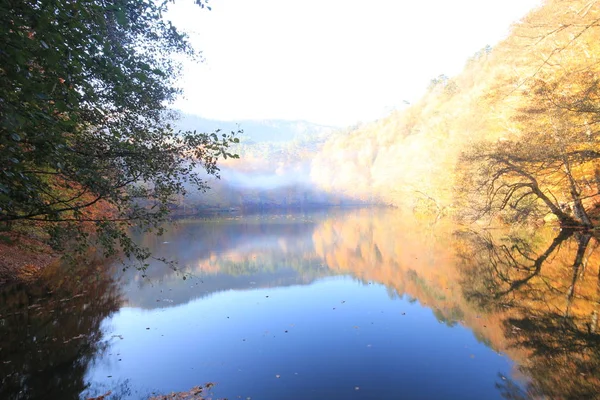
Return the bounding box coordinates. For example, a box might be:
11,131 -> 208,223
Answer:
220,162 -> 313,191
172,115 -> 370,210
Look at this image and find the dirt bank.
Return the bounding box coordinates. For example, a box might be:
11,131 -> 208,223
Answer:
0,232 -> 58,284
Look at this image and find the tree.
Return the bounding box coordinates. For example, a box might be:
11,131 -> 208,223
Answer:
457,0 -> 600,228
0,0 -> 238,262
459,69 -> 600,228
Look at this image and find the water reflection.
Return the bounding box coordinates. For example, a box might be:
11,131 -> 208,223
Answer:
122,213 -> 334,309
312,209 -> 463,324
457,227 -> 600,399
0,262 -> 121,400
1,209 -> 598,399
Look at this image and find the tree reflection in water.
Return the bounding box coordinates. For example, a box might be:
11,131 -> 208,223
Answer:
457,227 -> 600,400
0,262 -> 121,400
3,210 -> 600,399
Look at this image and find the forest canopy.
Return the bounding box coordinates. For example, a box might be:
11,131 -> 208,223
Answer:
0,0 -> 238,261
308,0 -> 600,228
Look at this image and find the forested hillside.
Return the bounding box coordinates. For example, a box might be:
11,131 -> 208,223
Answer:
196,0 -> 600,227
173,117 -> 360,211
310,0 -> 600,226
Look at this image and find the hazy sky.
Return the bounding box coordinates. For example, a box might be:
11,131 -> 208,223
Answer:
168,0 -> 541,127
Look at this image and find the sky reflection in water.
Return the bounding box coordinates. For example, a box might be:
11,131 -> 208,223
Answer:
83,210 -> 522,399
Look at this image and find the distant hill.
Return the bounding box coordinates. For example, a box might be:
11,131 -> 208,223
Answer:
170,112 -> 337,143
166,112 -> 361,211
309,0 -> 600,218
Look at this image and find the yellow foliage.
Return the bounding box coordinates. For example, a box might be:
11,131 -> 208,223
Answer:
310,0 -> 600,218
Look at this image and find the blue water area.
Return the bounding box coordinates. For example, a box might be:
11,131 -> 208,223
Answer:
85,276 -> 517,400
1,210 -> 538,400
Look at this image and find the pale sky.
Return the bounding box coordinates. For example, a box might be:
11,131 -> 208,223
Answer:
168,0 -> 542,127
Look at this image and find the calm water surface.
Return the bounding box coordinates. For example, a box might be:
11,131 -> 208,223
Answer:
1,209 -> 599,399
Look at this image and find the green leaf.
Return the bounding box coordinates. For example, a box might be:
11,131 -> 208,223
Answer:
115,10 -> 127,26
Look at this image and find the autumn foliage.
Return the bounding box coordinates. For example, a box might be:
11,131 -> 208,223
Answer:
309,0 -> 600,226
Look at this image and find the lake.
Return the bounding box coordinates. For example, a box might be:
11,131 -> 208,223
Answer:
1,208 -> 599,399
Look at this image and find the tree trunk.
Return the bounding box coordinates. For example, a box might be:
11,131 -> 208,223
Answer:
564,158 -> 593,227
594,161 -> 600,194
565,233 -> 591,317
529,183 -> 579,226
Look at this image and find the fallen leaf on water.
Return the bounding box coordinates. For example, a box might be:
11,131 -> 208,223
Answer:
63,334 -> 86,344
148,383 -> 215,400
86,390 -> 112,400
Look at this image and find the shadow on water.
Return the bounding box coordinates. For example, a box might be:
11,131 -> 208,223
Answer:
0,262 -> 122,400
456,227 -> 600,400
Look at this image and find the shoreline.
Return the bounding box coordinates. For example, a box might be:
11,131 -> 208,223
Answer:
0,231 -> 58,285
